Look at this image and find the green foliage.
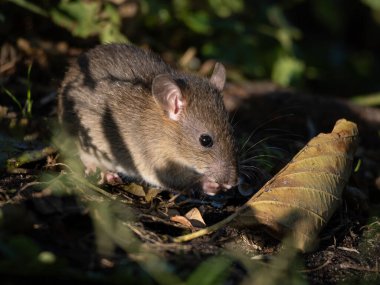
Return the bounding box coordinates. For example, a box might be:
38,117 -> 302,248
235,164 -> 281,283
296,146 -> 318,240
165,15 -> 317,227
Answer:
1,63 -> 33,118
362,0 -> 380,11
272,55 -> 305,86
2,87 -> 23,114
352,92 -> 380,106
239,238 -> 307,285
0,233 -> 70,277
6,0 -> 380,94
51,0 -> 128,43
25,63 -> 33,117
8,0 -> 128,43
140,1 -> 304,87
186,256 -> 232,285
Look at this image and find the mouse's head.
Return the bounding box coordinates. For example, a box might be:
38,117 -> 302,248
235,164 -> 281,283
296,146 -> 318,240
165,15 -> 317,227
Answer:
152,63 -> 238,195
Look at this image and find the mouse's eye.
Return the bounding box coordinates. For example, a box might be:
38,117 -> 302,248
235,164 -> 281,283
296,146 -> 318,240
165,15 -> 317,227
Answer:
199,134 -> 213,148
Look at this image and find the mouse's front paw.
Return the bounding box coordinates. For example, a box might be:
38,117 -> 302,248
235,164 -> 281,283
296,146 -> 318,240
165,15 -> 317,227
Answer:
100,171 -> 124,185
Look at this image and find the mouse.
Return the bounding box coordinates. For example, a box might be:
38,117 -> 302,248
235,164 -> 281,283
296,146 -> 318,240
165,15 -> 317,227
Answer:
58,44 -> 238,196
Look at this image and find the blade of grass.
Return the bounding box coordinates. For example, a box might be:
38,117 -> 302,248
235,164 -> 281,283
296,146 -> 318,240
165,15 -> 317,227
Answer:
7,0 -> 49,17
25,63 -> 33,117
351,92 -> 380,106
2,87 -> 24,116
173,208 -> 244,242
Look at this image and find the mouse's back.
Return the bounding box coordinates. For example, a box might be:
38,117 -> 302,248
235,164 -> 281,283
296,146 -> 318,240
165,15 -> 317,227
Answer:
75,44 -> 171,84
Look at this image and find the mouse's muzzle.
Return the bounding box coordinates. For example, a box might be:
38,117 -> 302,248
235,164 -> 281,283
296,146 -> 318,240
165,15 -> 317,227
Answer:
201,163 -> 238,196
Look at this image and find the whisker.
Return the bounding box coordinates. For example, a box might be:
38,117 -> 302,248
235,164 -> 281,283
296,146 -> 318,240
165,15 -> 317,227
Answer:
249,113 -> 295,134
229,110 -> 238,125
239,129 -> 258,154
239,167 -> 271,185
241,157 -> 275,169
245,145 -> 289,155
240,166 -> 268,178
239,133 -> 291,155
241,156 -> 288,168
239,170 -> 258,182
236,113 -> 295,154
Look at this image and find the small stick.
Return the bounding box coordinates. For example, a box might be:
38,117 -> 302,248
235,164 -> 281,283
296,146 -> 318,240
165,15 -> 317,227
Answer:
173,207 -> 246,242
7,146 -> 57,169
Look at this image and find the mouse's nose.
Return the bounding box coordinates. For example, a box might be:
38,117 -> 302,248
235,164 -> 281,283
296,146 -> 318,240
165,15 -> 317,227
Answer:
215,162 -> 238,189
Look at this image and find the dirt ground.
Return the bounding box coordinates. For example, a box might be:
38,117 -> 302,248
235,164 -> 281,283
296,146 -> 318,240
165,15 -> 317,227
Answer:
0,40 -> 379,285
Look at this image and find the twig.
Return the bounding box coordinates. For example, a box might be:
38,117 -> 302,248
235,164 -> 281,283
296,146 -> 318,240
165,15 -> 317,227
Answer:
45,162 -> 75,173
7,146 -> 57,171
337,246 -> 360,254
173,207 -> 244,242
339,262 -> 380,273
300,257 -> 332,273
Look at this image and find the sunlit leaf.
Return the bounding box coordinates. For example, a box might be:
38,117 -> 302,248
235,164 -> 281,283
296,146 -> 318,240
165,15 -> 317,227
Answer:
185,208 -> 206,228
208,0 -> 244,18
362,0 -> 380,10
100,23 -> 128,44
233,119 -> 359,252
272,55 -> 305,86
171,215 -> 193,228
183,11 -> 212,34
51,1 -> 100,38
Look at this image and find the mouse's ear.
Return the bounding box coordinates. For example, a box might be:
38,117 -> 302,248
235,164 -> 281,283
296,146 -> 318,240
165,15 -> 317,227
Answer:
152,74 -> 185,121
210,62 -> 226,92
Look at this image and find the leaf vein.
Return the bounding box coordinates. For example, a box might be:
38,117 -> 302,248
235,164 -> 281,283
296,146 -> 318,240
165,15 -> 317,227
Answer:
267,186 -> 340,200
278,170 -> 347,181
250,200 -> 327,223
289,153 -> 353,164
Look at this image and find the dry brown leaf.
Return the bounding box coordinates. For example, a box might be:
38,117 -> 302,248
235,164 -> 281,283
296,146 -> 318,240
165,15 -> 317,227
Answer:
232,119 -> 359,252
145,187 -> 162,203
121,183 -> 146,197
171,215 -> 193,228
185,208 -> 206,228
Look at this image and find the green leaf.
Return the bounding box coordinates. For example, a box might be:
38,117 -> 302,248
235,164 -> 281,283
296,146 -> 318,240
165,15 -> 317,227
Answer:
26,63 -> 33,117
183,11 -> 212,34
186,256 -> 232,285
51,1 -> 100,38
100,23 -> 128,44
2,87 -> 23,115
352,92 -> 380,106
208,0 -> 244,18
104,3 -> 121,25
272,55 -> 305,87
362,0 -> 380,10
7,0 -> 48,17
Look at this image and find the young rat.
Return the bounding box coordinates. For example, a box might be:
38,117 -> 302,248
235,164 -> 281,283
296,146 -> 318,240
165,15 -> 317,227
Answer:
58,44 -> 238,195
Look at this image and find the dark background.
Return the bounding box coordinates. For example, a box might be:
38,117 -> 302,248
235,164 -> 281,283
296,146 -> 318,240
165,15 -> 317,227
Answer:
1,0 -> 380,103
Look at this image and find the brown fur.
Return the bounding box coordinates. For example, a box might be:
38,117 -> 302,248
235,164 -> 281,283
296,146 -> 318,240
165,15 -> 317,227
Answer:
58,44 -> 238,193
